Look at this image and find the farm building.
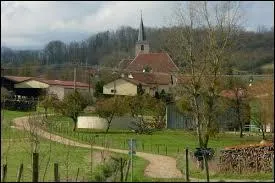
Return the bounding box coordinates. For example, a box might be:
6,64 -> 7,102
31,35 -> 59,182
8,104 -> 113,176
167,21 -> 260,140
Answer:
103,72 -> 180,96
1,76 -> 93,100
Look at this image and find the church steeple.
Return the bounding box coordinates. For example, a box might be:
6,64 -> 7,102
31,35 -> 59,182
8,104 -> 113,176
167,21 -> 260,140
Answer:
136,11 -> 149,56
138,11 -> 146,41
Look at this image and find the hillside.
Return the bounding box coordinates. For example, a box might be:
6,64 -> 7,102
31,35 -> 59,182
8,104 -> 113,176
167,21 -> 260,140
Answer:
1,26 -> 274,76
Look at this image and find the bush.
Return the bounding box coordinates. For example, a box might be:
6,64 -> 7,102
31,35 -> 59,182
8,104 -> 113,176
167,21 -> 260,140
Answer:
1,99 -> 37,111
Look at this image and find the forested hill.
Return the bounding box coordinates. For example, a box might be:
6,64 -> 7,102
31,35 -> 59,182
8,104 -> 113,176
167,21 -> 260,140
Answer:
1,26 -> 274,74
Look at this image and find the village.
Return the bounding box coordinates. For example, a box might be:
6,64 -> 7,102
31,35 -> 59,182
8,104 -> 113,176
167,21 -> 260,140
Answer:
1,1 -> 274,182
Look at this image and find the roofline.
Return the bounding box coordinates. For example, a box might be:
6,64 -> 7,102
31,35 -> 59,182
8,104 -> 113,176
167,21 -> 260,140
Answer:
166,52 -> 180,71
2,76 -> 33,83
13,78 -> 91,88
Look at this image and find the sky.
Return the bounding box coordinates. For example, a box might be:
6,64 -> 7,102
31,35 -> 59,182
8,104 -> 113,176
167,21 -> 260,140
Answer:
1,1 -> 274,50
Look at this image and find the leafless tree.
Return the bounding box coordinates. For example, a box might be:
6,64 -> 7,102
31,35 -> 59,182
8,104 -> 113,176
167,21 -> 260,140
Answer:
168,1 -> 243,178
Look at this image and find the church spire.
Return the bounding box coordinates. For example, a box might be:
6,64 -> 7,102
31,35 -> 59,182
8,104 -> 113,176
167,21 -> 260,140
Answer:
138,11 -> 146,42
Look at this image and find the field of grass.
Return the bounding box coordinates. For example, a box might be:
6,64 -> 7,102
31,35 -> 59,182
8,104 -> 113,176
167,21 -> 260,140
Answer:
2,110 -> 274,181
1,110 -> 31,139
1,110 -> 154,182
46,115 -> 273,157
43,115 -> 274,181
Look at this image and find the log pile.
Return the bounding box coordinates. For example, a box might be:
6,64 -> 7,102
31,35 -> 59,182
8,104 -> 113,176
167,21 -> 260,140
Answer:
219,143 -> 274,173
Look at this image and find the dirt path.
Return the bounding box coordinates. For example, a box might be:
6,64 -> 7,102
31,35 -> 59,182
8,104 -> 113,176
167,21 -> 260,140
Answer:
13,116 -> 183,179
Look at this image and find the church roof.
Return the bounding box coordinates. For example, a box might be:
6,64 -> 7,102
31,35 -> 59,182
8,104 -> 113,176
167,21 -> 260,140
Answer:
138,13 -> 146,42
126,53 -> 179,73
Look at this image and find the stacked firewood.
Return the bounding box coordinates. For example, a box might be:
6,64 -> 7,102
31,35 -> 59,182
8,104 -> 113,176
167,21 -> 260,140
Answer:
219,143 -> 274,173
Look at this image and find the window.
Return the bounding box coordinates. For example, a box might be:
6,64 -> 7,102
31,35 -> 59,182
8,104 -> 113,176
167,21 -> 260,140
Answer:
111,89 -> 116,93
141,45 -> 144,50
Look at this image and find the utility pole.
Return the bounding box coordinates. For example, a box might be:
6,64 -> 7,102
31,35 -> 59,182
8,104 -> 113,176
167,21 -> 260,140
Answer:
74,67 -> 76,92
131,138 -> 133,182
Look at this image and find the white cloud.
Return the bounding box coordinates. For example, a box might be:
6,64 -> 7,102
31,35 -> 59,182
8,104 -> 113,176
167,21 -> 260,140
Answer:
1,1 -> 274,50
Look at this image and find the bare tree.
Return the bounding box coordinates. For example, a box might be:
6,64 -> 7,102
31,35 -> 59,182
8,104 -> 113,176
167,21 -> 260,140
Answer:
168,1 -> 243,177
170,0 -> 243,147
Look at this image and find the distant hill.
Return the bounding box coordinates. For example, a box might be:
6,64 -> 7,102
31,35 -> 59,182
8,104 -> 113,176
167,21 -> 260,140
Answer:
1,26 -> 274,75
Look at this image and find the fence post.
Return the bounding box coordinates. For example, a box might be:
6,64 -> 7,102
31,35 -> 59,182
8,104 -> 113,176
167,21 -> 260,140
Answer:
54,163 -> 59,182
120,158 -> 123,182
157,144 -> 159,154
165,145 -> 168,156
75,168 -> 79,182
124,159 -> 131,182
185,148 -> 189,182
32,153 -> 39,182
16,163 -> 23,182
177,146 -> 180,154
1,164 -> 7,182
204,154 -> 210,182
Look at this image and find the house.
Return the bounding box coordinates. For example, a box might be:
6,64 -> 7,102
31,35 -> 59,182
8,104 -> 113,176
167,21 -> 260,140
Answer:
1,76 -> 93,100
103,72 -> 174,96
1,76 -> 40,98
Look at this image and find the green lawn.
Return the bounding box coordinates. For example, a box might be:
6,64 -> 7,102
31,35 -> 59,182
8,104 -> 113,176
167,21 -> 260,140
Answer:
1,110 -> 31,139
2,110 -> 274,181
44,115 -> 274,181
1,110 -> 153,182
46,115 -> 273,157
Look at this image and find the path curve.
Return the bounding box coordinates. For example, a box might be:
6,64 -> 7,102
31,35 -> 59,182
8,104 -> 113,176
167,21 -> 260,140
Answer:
13,116 -> 183,179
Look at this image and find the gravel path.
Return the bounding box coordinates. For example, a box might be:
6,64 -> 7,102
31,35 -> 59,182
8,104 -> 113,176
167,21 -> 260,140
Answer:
13,116 -> 183,179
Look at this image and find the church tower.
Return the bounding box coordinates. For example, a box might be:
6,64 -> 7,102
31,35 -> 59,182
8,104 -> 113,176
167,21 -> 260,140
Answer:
135,12 -> 150,56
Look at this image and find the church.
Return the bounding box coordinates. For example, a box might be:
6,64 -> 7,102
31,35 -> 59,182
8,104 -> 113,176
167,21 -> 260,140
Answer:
103,14 -> 182,96
118,14 -> 179,74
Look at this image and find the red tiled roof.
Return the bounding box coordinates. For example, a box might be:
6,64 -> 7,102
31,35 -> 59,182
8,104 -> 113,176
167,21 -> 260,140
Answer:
122,72 -> 172,86
38,79 -> 90,88
118,59 -> 133,70
3,75 -> 32,83
220,89 -> 246,99
126,53 -> 179,73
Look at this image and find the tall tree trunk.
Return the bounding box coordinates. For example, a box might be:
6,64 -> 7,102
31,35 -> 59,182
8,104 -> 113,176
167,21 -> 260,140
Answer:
237,98 -> 243,138
73,119 -> 77,132
194,96 -> 203,147
106,121 -> 111,133
45,108 -> 48,118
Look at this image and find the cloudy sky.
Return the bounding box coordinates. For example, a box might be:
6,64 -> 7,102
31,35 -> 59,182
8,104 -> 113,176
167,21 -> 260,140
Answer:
1,1 -> 274,50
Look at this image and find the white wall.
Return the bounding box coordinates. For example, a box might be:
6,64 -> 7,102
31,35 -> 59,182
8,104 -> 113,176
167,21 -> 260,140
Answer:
77,116 -> 107,129
47,86 -> 65,100
103,79 -> 137,96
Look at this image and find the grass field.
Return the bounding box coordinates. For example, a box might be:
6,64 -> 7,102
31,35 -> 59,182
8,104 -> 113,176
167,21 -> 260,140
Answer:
46,115 -> 273,157
1,110 -> 274,181
44,114 -> 274,181
1,110 -> 153,182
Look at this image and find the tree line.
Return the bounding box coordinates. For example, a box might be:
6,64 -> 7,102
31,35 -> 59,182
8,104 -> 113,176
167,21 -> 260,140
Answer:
1,25 -> 274,75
